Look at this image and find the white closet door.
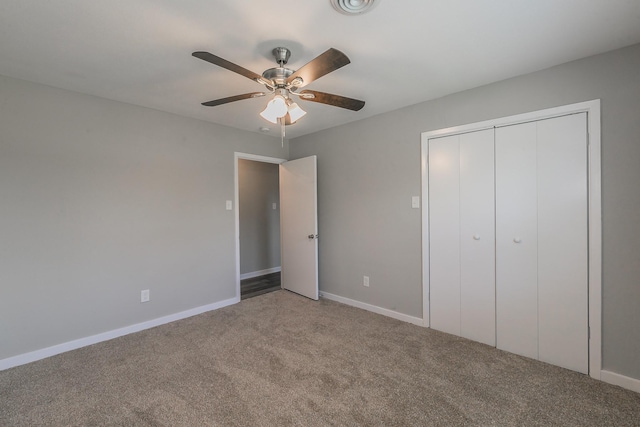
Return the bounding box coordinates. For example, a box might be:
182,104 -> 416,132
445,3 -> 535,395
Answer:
428,135 -> 461,336
537,113 -> 588,373
495,122 -> 539,360
428,110 -> 590,374
459,129 -> 496,346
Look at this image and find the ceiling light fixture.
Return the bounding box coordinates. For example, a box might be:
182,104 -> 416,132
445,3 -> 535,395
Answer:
258,89 -> 307,147
259,89 -> 307,125
287,102 -> 307,123
260,94 -> 288,124
330,0 -> 379,15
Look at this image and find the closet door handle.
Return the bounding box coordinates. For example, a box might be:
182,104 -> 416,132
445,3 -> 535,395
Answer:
513,237 -> 522,243
473,234 -> 481,240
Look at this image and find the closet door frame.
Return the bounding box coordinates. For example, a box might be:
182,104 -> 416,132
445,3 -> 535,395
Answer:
420,99 -> 602,379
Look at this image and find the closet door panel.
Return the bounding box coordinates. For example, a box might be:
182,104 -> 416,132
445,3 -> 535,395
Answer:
537,113 -> 589,373
459,129 -> 496,346
428,136 -> 461,336
495,123 -> 538,360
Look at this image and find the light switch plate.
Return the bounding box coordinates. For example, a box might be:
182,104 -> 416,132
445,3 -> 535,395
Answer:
226,200 -> 232,210
272,203 -> 277,210
411,196 -> 420,209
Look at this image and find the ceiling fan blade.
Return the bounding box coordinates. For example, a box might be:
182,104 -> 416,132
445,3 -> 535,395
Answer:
298,90 -> 365,111
193,51 -> 263,82
286,48 -> 351,88
202,92 -> 265,107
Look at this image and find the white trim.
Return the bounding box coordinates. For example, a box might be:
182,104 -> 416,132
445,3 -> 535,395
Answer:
234,153 -> 287,301
422,100 -> 600,140
320,292 -> 425,327
240,266 -> 281,280
421,100 -> 602,379
601,370 -> 640,394
586,101 -> 602,380
420,133 -> 431,328
0,296 -> 238,371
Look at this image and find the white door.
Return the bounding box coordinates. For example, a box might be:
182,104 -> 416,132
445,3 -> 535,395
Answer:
428,129 -> 495,345
459,129 -> 496,346
536,113 -> 588,373
495,122 -> 539,360
279,156 -> 319,300
428,135 -> 461,336
495,114 -> 588,373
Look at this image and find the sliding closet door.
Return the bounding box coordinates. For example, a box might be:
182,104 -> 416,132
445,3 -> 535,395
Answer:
459,130 -> 495,346
537,113 -> 588,373
495,122 -> 539,360
428,135 -> 461,336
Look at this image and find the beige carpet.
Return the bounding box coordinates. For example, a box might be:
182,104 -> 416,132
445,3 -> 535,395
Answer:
1,290 -> 638,426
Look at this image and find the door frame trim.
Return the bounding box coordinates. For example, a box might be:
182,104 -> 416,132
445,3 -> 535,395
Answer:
420,99 -> 602,379
234,153 -> 287,301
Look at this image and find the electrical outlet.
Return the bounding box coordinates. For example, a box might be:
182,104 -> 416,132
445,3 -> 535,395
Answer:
141,289 -> 150,303
363,276 -> 370,287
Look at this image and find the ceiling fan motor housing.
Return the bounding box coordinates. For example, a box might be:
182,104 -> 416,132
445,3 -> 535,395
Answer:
262,67 -> 294,87
261,47 -> 298,87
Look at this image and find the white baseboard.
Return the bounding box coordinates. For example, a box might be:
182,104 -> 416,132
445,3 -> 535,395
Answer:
319,293 -> 640,395
0,296 -> 239,371
601,370 -> 640,394
240,266 -> 281,280
320,291 -> 425,327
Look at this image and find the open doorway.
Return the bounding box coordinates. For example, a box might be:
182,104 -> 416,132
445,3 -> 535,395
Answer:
234,153 -> 286,300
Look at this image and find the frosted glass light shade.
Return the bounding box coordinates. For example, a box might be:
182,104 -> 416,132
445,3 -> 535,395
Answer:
260,95 -> 288,123
287,102 -> 306,123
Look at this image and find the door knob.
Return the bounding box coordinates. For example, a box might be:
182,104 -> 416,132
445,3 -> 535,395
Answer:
513,237 -> 522,243
308,234 -> 318,239
473,234 -> 481,240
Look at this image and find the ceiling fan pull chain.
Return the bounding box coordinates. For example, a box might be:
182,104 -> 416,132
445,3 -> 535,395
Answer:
281,117 -> 285,148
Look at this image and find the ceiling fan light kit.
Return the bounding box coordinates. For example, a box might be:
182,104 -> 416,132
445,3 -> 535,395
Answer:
287,102 -> 307,122
260,94 -> 288,124
330,0 -> 379,15
193,45 -> 364,132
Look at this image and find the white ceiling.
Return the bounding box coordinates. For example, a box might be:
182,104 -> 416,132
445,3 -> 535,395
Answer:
1,1 -> 640,139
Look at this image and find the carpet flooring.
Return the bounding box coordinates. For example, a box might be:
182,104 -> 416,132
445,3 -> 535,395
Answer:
1,290 -> 639,426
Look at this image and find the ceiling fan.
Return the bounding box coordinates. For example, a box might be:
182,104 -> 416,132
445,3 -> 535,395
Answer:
192,47 -> 365,126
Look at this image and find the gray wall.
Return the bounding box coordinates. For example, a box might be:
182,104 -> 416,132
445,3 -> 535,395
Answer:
238,159 -> 280,275
0,75 -> 288,360
290,43 -> 640,381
